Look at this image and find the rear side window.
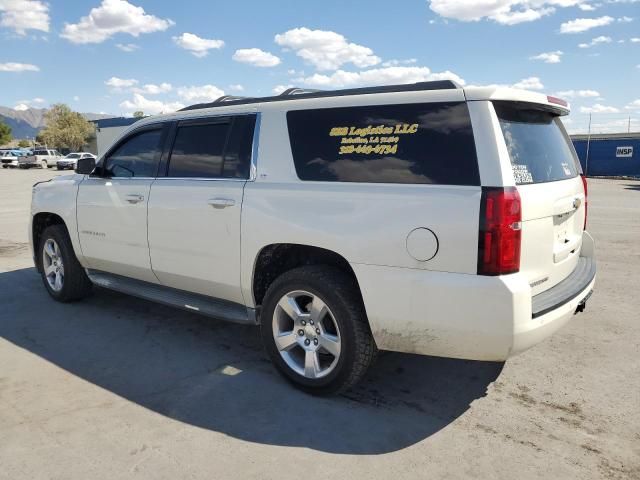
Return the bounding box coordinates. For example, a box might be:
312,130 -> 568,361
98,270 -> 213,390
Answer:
494,102 -> 580,185
287,102 -> 479,185
33,150 -> 48,155
167,115 -> 255,179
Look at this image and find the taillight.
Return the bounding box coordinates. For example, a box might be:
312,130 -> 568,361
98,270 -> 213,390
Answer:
478,187 -> 522,276
581,174 -> 588,230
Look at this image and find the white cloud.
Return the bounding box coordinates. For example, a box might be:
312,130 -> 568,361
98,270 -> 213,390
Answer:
173,32 -> 224,57
381,58 -> 418,67
617,16 -> 633,22
105,76 -> 138,90
624,99 -> 640,110
580,103 -> 620,113
578,35 -> 612,47
133,83 -> 172,95
560,16 -> 614,33
272,84 -> 294,94
116,43 -> 139,52
428,1 -> 586,26
512,76 -> 544,90
228,84 -> 244,92
232,48 -> 281,67
177,84 -> 225,103
0,0 -> 49,35
275,27 -> 380,70
299,66 -> 465,88
0,62 -> 39,72
631,37 -> 640,42
14,103 -> 29,111
556,89 -> 600,97
120,94 -> 184,115
73,96 -> 80,101
578,3 -> 596,10
61,0 -> 174,44
530,50 -> 563,63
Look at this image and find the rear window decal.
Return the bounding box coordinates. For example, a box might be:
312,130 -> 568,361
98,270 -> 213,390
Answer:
512,164 -> 533,184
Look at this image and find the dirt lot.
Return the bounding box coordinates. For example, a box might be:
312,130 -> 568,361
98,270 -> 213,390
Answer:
1,168 -> 639,480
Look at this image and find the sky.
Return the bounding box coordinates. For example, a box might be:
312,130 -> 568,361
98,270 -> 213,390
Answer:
0,0 -> 639,133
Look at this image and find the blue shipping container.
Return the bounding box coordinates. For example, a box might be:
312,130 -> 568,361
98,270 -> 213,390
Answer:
572,134 -> 640,177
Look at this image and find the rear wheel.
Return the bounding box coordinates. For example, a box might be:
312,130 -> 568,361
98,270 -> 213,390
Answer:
38,225 -> 92,302
260,266 -> 376,395
40,160 -> 47,169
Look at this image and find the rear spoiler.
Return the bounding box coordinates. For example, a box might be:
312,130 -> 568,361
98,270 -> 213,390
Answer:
464,87 -> 570,116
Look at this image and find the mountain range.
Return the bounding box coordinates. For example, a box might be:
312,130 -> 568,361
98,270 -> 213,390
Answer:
0,106 -> 113,139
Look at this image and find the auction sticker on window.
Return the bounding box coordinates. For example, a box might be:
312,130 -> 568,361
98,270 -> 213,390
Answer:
329,123 -> 419,156
512,164 -> 533,184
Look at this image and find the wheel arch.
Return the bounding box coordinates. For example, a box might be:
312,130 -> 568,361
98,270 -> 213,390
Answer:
32,212 -> 68,272
251,243 -> 363,308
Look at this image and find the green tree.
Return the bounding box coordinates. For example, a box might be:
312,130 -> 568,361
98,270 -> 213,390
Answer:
0,120 -> 11,146
17,139 -> 31,148
39,104 -> 94,151
133,110 -> 145,118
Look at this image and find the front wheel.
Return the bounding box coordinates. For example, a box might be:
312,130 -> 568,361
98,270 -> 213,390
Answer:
38,225 -> 92,302
40,160 -> 47,169
260,266 -> 376,395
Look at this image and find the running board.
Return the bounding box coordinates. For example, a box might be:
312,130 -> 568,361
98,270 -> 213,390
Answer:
87,270 -> 257,325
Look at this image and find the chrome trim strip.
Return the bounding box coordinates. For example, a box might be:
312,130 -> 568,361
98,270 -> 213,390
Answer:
249,112 -> 261,182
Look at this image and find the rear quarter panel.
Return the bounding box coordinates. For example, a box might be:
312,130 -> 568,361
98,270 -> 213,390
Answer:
241,99 -> 482,307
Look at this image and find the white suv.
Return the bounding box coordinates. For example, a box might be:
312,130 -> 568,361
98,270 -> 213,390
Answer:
29,81 -> 596,394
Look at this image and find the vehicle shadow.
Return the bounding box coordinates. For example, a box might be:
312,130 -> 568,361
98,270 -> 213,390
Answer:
0,267 -> 504,455
623,183 -> 640,191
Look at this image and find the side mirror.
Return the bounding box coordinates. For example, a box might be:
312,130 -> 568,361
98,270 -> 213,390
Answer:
75,157 -> 96,174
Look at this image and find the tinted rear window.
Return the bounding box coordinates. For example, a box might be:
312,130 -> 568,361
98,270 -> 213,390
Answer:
494,102 -> 580,185
167,115 -> 255,179
33,150 -> 48,155
287,102 -> 479,185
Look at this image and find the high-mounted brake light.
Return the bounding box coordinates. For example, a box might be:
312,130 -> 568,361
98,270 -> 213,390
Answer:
478,187 -> 522,276
581,174 -> 588,230
547,95 -> 568,108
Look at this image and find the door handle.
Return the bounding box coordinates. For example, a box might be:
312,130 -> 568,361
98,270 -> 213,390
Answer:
125,194 -> 145,204
207,198 -> 235,209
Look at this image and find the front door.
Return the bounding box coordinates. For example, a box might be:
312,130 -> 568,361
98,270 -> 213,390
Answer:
77,126 -> 166,283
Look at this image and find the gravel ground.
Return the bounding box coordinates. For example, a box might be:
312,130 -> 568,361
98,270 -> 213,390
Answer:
0,169 -> 638,479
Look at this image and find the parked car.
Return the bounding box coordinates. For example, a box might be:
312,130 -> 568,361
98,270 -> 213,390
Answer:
19,149 -> 62,169
56,152 -> 96,170
1,149 -> 24,168
29,81 -> 596,394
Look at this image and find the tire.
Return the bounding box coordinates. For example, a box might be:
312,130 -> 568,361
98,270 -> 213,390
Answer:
260,265 -> 377,395
37,224 -> 92,302
40,160 -> 47,169
56,166 -> 62,170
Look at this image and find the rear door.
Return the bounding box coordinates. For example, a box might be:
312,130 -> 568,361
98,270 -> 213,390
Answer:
494,102 -> 586,295
147,114 -> 256,304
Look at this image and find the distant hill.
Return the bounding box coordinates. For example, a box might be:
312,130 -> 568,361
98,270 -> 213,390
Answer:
0,106 -> 113,139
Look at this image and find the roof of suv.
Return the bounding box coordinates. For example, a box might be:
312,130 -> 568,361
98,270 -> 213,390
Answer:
131,81 -> 570,132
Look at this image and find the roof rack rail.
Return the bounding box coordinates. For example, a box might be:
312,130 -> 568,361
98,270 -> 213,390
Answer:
179,80 -> 460,112
279,87 -> 324,96
214,95 -> 251,103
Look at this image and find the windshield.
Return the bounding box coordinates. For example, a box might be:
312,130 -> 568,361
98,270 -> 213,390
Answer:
494,102 -> 580,185
65,153 -> 81,159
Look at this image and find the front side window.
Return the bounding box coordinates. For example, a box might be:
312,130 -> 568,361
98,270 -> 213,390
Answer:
287,102 -> 479,185
494,102 -> 580,185
104,129 -> 163,178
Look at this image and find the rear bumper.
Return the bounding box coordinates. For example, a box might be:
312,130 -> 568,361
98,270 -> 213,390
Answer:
351,231 -> 596,361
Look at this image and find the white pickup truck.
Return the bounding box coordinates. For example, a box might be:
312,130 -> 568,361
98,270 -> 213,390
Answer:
29,81 -> 596,394
19,149 -> 62,169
